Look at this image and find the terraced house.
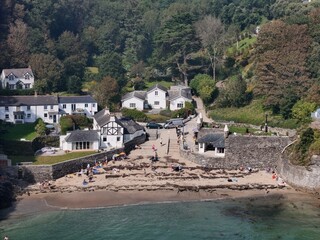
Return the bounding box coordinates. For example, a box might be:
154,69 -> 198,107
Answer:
0,95 -> 98,124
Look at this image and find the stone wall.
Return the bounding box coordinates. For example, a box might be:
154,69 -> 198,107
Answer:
18,134 -> 147,183
180,135 -> 290,169
20,148 -> 123,182
277,155 -> 320,192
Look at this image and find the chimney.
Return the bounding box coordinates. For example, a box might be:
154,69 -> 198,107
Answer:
224,125 -> 229,138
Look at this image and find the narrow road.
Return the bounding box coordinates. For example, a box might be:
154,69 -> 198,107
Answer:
193,96 -> 213,123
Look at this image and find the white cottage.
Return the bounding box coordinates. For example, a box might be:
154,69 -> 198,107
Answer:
58,95 -> 98,117
168,85 -> 192,111
146,84 -> 167,109
1,68 -> 34,90
121,91 -> 147,110
60,130 -> 100,151
197,127 -> 228,158
0,95 -> 59,124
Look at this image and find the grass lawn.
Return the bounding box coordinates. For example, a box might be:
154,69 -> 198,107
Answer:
10,151 -> 97,165
210,99 -> 299,129
227,36 -> 257,55
1,123 -> 37,141
145,80 -> 174,89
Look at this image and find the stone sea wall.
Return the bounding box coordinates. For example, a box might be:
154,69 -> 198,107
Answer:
180,135 -> 290,169
277,155 -> 320,192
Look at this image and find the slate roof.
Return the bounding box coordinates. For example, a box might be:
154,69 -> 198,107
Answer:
65,130 -> 99,142
121,91 -> 146,101
117,118 -> 144,134
198,132 -> 225,148
93,108 -> 111,127
58,95 -> 96,104
168,89 -> 192,101
2,68 -> 34,78
0,95 -> 58,106
147,83 -> 167,93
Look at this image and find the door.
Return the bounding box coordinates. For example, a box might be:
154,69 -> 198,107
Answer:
53,115 -> 57,123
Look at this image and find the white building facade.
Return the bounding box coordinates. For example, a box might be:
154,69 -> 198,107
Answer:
1,68 -> 35,90
121,91 -> 146,111
0,95 -> 98,124
146,84 -> 167,109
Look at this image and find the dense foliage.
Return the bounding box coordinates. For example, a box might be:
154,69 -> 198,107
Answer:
1,0 -> 320,119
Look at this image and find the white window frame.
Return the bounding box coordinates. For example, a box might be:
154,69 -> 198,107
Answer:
129,103 -> 136,108
177,103 -> 184,108
154,101 -> 160,105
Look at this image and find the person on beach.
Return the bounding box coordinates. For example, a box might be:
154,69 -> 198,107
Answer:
160,138 -> 163,146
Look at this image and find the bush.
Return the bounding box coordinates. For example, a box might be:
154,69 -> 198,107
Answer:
71,115 -> 92,127
160,109 -> 172,117
32,136 -> 60,152
60,116 -> 74,134
121,108 -> 147,122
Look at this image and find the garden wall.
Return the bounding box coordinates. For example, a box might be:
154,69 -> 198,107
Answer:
17,134 -> 146,183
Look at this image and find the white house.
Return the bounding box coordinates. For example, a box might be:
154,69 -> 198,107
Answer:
121,91 -> 146,111
168,85 -> 192,111
58,95 -> 98,117
1,68 -> 34,90
59,130 -> 100,151
60,108 -> 146,152
0,95 -> 98,124
0,95 -> 59,124
146,84 -> 167,109
121,84 -> 192,111
93,108 -> 124,150
197,128 -> 228,158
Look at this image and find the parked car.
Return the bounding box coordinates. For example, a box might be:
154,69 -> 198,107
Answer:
146,122 -> 163,129
164,118 -> 184,129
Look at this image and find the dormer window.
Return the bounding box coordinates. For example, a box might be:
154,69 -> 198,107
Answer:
25,74 -> 30,80
155,91 -> 158,96
8,75 -> 14,81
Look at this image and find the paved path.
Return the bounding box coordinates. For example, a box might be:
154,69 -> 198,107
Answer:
193,96 -> 213,123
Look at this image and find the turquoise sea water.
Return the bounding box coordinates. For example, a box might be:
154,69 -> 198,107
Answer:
1,196 -> 320,240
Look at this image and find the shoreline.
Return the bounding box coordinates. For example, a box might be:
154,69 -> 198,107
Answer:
1,186 -> 315,221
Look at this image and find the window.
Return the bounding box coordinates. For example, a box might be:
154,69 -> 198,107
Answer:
154,101 -> 159,105
75,142 -> 90,150
5,106 -> 9,111
217,148 -> 224,154
9,84 -> 15,89
63,104 -> 66,109
103,137 -> 107,142
25,84 -> 31,89
155,91 -> 158,96
85,104 -> 88,107
49,115 -> 52,119
71,104 -> 76,111
25,74 -> 30,80
92,103 -> 95,107
50,105 -> 53,109
8,75 -> 14,81
44,105 -> 48,110
27,114 -> 31,118
177,103 -> 184,108
44,113 -> 48,118
27,106 -> 31,111
5,114 -> 9,119
117,137 -> 121,141
129,103 -> 136,108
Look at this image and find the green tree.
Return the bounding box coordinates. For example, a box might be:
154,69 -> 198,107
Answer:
35,119 -> 47,136
255,20 -> 312,112
292,100 -> 317,123
90,76 -> 119,108
190,74 -> 215,103
152,13 -> 200,86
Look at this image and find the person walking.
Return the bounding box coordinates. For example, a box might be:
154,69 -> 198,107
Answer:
160,138 -> 163,146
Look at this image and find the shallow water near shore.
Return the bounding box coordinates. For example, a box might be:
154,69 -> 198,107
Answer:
1,194 -> 320,240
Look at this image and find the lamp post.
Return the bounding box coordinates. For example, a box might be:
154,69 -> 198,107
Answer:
265,113 -> 268,133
